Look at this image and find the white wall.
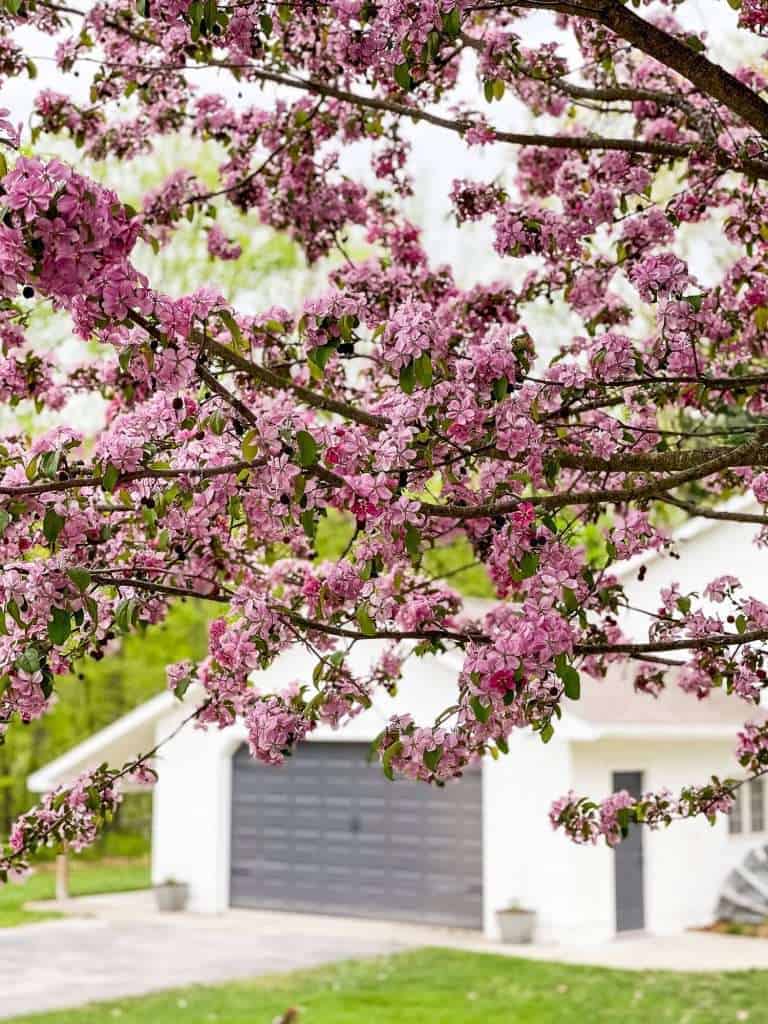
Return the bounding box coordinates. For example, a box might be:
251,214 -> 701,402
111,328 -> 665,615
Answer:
568,737 -> 756,942
620,508 -> 768,639
483,731 -> 586,943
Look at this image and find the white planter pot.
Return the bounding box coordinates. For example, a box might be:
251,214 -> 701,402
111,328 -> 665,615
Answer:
496,909 -> 536,944
154,883 -> 189,912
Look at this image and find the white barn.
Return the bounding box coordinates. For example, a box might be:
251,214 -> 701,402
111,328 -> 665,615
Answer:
29,501 -> 768,944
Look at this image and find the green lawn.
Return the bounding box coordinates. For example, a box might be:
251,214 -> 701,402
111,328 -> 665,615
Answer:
0,857 -> 150,927
5,947 -> 766,1024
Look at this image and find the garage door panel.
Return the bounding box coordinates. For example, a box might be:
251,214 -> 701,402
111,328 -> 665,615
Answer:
230,742 -> 482,927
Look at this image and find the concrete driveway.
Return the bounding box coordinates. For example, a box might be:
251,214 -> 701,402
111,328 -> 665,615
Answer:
1,891 -> 475,1019
5,892 -> 768,1019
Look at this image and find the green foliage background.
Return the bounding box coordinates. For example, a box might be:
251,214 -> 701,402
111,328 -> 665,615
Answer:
0,601 -> 213,845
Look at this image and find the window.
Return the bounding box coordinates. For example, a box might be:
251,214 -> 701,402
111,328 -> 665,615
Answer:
729,788 -> 744,834
751,779 -> 765,833
728,781 -> 766,835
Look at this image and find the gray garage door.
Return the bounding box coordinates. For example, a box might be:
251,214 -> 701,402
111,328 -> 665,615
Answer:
230,742 -> 483,927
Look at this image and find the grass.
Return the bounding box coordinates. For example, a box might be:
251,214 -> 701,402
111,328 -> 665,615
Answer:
4,947 -> 767,1024
0,856 -> 150,928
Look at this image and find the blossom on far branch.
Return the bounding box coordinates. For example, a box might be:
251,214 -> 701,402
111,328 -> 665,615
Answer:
550,778 -> 739,848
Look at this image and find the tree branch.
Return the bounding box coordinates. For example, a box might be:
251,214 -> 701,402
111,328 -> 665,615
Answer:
495,0 -> 768,138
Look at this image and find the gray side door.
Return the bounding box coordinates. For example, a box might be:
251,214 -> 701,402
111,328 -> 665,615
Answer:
230,742 -> 483,927
613,770 -> 645,933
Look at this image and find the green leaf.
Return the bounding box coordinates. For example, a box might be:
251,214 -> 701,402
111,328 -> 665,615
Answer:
241,429 -> 260,463
404,523 -> 421,562
423,746 -> 443,772
43,508 -> 65,546
676,596 -> 692,615
442,6 -> 461,36
296,430 -> 318,468
83,595 -> 99,626
355,605 -> 376,636
394,63 -> 411,91
16,646 -> 40,675
736,614 -> 747,635
492,377 -> 509,401
684,33 -> 705,53
209,410 -> 227,436
204,0 -> 217,32
114,598 -> 136,634
339,314 -> 354,341
173,676 -> 192,700
518,550 -> 540,579
561,666 -> 581,701
0,509 -> 10,537
47,608 -> 72,646
300,508 -> 316,539
382,739 -> 403,781
39,450 -> 61,479
399,361 -> 416,395
414,352 -> 433,388
260,12 -> 273,34
540,722 -> 554,744
470,696 -> 491,723
308,342 -> 335,374
67,568 -> 91,592
219,309 -> 244,348
102,463 -> 120,493
6,598 -> 22,628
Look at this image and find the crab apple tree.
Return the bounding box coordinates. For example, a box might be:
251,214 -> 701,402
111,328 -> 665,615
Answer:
3,0 -> 768,872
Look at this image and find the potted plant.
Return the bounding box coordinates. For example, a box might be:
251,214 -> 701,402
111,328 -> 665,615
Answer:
496,902 -> 536,944
153,877 -> 189,913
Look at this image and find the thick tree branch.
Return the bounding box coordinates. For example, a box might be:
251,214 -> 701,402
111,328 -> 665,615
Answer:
496,0 -> 768,138
88,573 -> 768,659
659,495 -> 768,526
576,628 -> 768,656
0,460 -> 263,498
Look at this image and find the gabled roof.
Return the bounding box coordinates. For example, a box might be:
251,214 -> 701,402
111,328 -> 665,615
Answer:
27,689 -> 178,793
562,664 -> 768,741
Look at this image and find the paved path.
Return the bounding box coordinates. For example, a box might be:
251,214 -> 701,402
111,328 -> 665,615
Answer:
2,892 -> 474,1019
4,892 -> 768,1018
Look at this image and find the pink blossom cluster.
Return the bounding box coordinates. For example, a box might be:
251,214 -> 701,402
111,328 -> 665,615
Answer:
2,767 -> 123,874
551,781 -> 736,847
244,692 -> 313,766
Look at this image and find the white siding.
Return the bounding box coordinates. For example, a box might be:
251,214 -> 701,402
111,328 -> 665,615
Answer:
568,738 -> 758,942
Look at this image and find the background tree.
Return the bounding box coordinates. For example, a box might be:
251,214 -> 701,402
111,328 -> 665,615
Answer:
2,0 -> 768,868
